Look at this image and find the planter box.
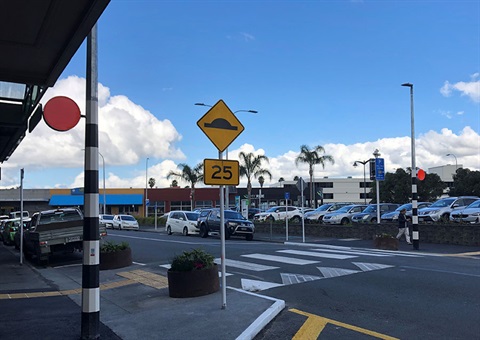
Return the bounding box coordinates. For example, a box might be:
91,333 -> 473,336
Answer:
100,247 -> 132,270
374,237 -> 399,250
168,264 -> 219,298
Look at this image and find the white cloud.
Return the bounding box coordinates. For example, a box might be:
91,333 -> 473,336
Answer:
440,74 -> 480,102
7,76 -> 185,169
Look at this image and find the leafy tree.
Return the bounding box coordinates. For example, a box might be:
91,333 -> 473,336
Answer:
167,163 -> 204,208
278,177 -> 285,182
239,152 -> 272,207
295,145 -> 334,208
371,168 -> 446,203
448,168 -> 480,197
148,177 -> 155,189
293,175 -> 299,181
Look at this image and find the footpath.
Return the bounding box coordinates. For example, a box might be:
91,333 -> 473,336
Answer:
1,228 -> 478,340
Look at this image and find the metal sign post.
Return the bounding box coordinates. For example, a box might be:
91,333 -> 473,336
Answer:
285,192 -> 289,241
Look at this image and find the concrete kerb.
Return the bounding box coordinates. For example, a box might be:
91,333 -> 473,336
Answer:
230,287 -> 285,340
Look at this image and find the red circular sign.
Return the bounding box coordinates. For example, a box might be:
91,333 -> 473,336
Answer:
43,96 -> 81,132
417,168 -> 426,181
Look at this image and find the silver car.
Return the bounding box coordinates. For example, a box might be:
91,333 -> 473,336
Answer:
418,196 -> 479,222
449,199 -> 480,223
304,203 -> 353,223
323,204 -> 367,225
112,214 -> 139,230
381,202 -> 432,223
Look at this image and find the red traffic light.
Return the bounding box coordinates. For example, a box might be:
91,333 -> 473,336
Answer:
417,168 -> 426,181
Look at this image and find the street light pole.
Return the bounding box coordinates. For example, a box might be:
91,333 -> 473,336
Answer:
446,153 -> 458,173
402,82 -> 419,250
145,157 -> 149,217
98,152 -> 106,214
353,159 -> 370,204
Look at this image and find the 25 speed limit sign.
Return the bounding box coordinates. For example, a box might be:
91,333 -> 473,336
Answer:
203,159 -> 239,186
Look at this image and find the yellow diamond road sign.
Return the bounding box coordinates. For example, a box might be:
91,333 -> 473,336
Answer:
197,99 -> 245,152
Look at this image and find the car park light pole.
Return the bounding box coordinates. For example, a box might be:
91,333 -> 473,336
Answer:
402,82 -> 419,250
195,103 -> 257,209
353,159 -> 370,204
446,153 -> 458,173
145,157 -> 149,217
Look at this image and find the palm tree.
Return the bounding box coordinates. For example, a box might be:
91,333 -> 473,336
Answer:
295,145 -> 334,208
238,152 -> 272,207
148,177 -> 155,189
278,177 -> 285,183
171,179 -> 178,187
167,163 -> 204,209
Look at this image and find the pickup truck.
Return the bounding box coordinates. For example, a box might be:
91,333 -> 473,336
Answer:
197,208 -> 254,241
22,208 -> 107,264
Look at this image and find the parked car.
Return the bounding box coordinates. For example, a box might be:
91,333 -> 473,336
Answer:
253,206 -> 303,222
418,196 -> 479,223
112,214 -> 139,230
323,204 -> 367,225
247,208 -> 261,219
449,199 -> 480,223
99,214 -> 115,229
14,218 -> 32,249
352,204 -> 400,223
198,208 -> 254,240
2,218 -> 21,246
304,203 -> 353,223
381,202 -> 432,222
166,211 -> 200,236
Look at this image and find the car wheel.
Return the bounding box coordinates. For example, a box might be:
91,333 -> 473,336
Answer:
371,218 -> 377,223
182,227 -> 188,236
199,225 -> 208,238
440,214 -> 450,223
340,218 -> 349,225
267,215 -> 275,222
166,226 -> 172,235
224,226 -> 231,240
317,217 -> 323,223
246,234 -> 253,241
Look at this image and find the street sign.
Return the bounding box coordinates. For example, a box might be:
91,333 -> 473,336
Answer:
197,100 -> 245,152
145,198 -> 150,206
375,158 -> 385,181
296,177 -> 307,192
203,159 -> 239,186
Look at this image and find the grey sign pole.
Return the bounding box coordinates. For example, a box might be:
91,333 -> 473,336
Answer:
219,150 -> 227,309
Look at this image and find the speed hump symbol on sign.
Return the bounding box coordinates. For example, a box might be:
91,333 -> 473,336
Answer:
197,99 -> 245,152
204,159 -> 239,186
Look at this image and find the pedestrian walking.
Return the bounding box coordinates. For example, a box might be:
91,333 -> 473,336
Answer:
396,208 -> 412,245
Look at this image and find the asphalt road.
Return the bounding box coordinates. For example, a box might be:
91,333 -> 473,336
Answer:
39,230 -> 480,339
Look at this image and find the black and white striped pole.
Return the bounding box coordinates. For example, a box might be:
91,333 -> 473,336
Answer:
81,23 -> 100,339
402,82 -> 419,250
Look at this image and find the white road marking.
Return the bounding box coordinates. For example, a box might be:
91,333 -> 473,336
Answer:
309,248 -> 392,257
132,261 -> 146,266
280,273 -> 323,285
241,279 -> 283,291
278,249 -> 356,260
214,258 -> 278,271
242,253 -> 319,265
159,263 -> 232,276
317,267 -> 360,278
353,262 -> 394,271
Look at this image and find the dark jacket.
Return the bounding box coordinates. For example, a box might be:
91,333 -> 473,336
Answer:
398,212 -> 408,228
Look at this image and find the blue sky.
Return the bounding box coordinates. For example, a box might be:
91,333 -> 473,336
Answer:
3,0 -> 480,189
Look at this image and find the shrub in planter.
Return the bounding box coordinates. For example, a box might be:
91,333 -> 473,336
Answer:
100,240 -> 132,270
374,233 -> 399,250
168,248 -> 219,298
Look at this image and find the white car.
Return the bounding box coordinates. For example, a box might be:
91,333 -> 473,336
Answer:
323,204 -> 367,225
304,203 -> 353,223
166,211 -> 200,236
112,214 -> 139,230
253,206 -> 303,222
99,214 -> 114,229
449,199 -> 480,223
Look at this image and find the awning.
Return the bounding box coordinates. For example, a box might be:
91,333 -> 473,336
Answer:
49,194 -> 144,206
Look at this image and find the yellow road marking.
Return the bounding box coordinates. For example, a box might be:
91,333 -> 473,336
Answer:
0,270 -> 168,300
442,251 -> 480,258
290,308 -> 399,340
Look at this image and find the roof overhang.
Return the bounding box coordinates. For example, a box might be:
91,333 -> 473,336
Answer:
0,0 -> 110,162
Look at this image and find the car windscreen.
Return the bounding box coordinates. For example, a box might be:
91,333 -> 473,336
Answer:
396,203 -> 412,211
185,212 -> 200,221
121,215 -> 136,221
467,200 -> 480,209
335,206 -> 351,213
314,204 -> 332,212
225,211 -> 245,220
362,205 -> 376,213
102,215 -> 114,220
430,198 -> 455,208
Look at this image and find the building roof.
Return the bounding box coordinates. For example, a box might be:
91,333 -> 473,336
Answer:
0,0 -> 110,162
49,194 -> 143,206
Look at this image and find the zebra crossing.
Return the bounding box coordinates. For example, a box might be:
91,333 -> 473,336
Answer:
160,244 -> 422,292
